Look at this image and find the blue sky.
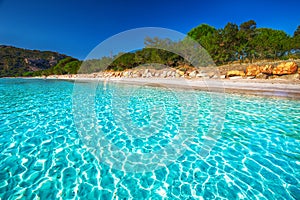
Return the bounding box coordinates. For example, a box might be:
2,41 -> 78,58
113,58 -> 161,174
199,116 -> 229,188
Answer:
0,0 -> 299,59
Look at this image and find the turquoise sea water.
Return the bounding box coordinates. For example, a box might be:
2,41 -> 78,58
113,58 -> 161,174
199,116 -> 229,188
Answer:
0,78 -> 299,199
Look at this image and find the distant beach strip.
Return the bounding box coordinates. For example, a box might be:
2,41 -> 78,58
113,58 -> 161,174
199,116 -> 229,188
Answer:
38,77 -> 300,99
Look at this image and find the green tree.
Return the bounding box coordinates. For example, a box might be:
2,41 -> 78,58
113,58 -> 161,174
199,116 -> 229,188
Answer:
294,25 -> 300,37
292,25 -> 300,54
187,24 -> 216,45
187,24 -> 217,57
219,22 -> 240,63
52,57 -> 81,74
238,20 -> 257,62
110,52 -> 138,70
252,28 -> 290,60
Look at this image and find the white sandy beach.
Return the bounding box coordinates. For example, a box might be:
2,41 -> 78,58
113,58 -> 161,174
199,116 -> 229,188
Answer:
42,76 -> 300,99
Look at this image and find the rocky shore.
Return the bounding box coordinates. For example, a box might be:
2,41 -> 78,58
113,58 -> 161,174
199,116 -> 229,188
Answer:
227,61 -> 299,80
40,60 -> 300,99
45,61 -> 300,81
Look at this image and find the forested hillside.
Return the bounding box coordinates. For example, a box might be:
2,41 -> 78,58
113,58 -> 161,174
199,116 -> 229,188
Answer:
0,45 -> 81,77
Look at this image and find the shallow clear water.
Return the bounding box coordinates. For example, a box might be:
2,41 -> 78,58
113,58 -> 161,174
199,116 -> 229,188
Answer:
0,78 -> 299,199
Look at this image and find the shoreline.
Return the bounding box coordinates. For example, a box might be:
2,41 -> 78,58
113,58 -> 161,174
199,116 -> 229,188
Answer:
31,76 -> 300,99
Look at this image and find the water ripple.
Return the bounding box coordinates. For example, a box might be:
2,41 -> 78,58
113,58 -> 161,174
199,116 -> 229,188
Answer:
0,78 -> 299,199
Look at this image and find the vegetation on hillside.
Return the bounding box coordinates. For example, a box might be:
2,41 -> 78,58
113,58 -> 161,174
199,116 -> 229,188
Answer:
81,21 -> 300,73
79,38 -> 215,73
0,45 -> 81,77
188,20 -> 300,64
24,57 -> 82,77
0,45 -> 64,77
0,20 -> 299,77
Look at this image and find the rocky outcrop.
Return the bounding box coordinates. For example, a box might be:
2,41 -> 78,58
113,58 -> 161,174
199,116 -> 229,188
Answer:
176,70 -> 184,77
243,61 -> 299,80
246,64 -> 274,76
272,62 -> 298,75
92,67 -> 222,80
188,70 -> 197,78
246,65 -> 260,76
108,62 -> 298,80
260,64 -> 274,75
226,70 -> 245,77
53,60 -> 300,81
